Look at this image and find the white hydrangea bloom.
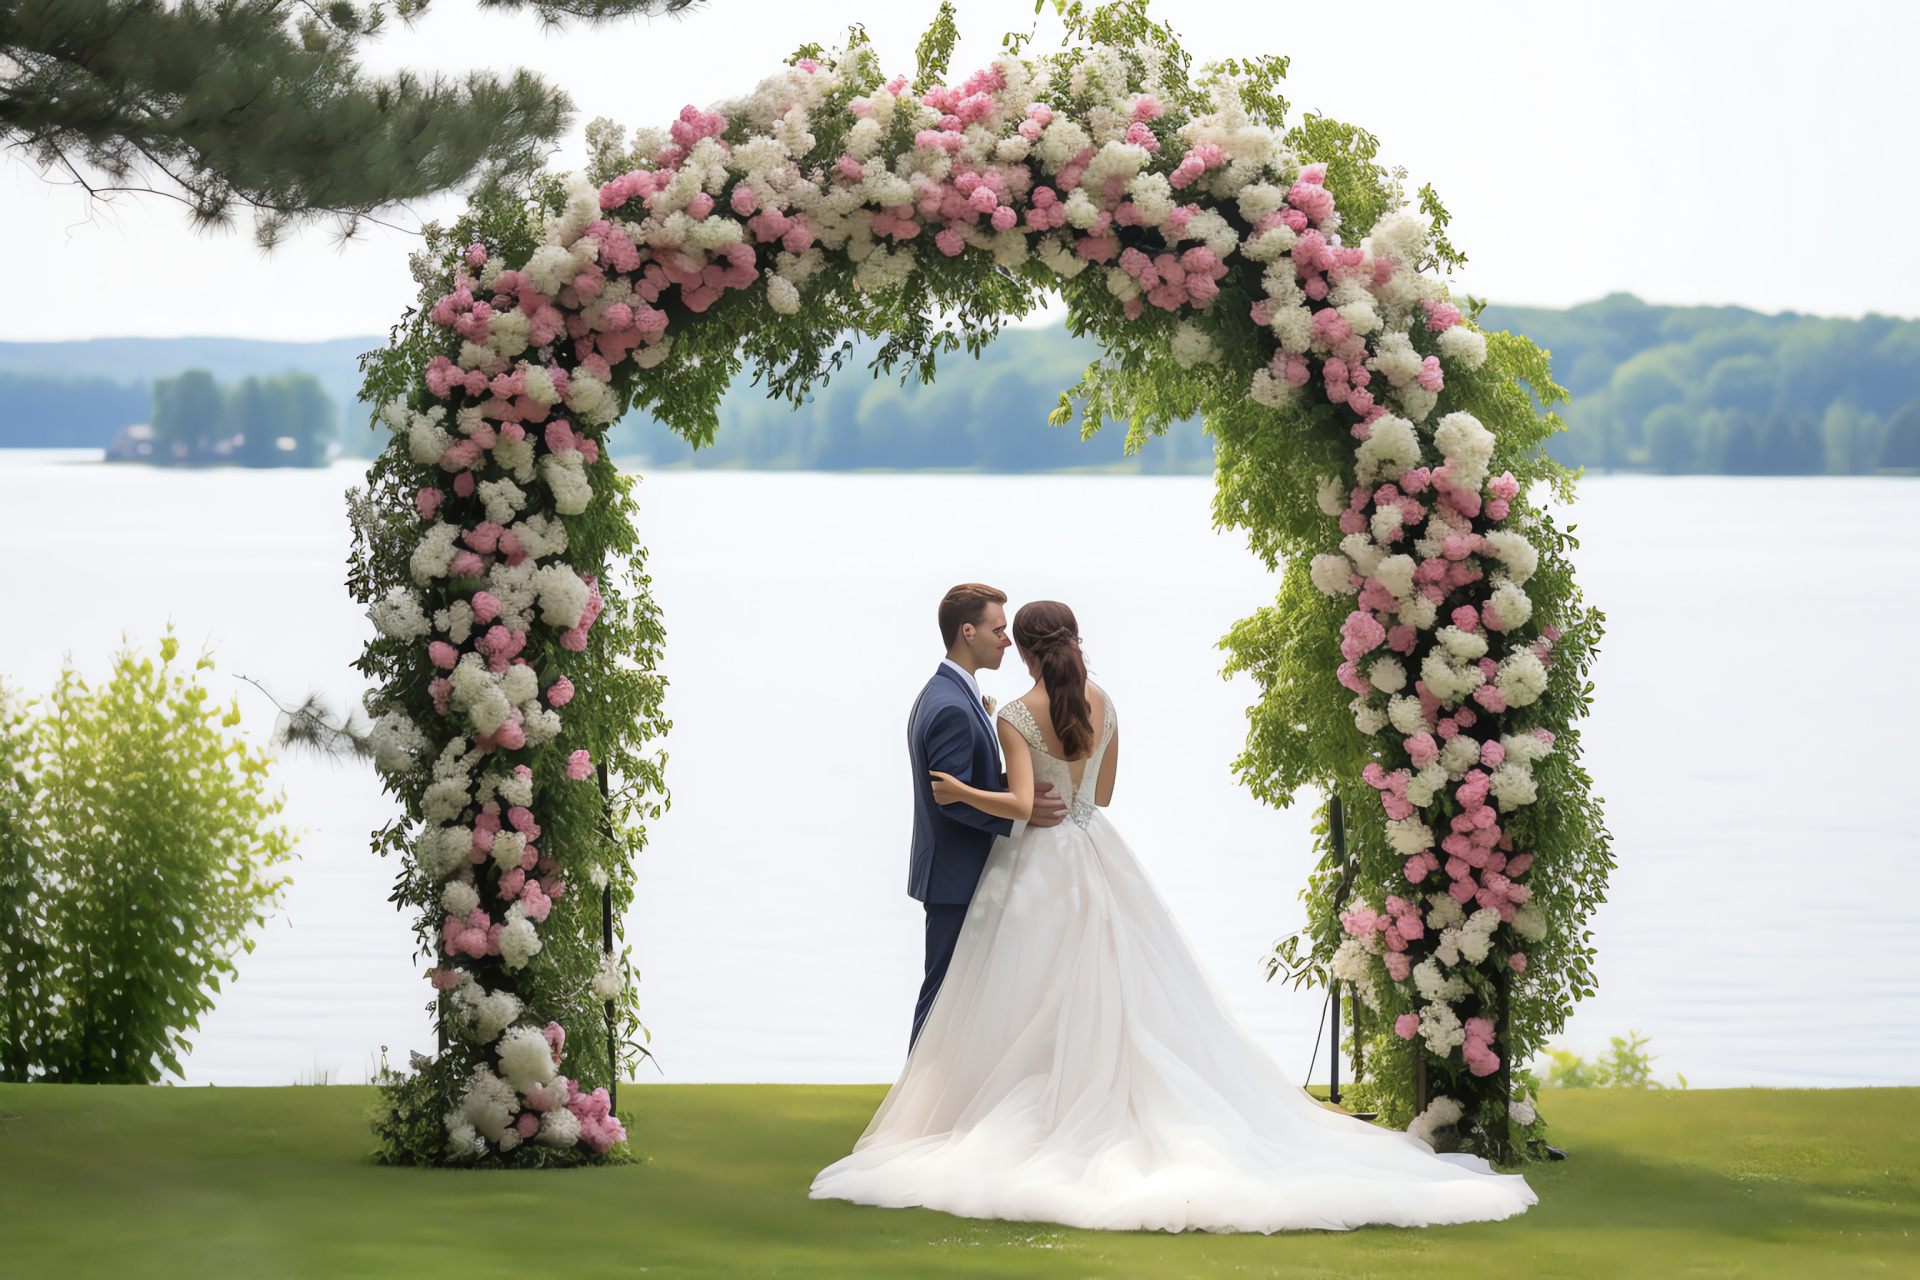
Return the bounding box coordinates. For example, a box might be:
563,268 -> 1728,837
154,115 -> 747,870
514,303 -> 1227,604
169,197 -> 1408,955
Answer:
493,434 -> 536,482
1437,625 -> 1488,661
1458,909 -> 1502,964
457,1065 -> 519,1147
1418,1003 -> 1467,1056
497,769 -> 534,808
1388,695 -> 1429,737
498,915 -> 543,972
1339,533 -> 1384,577
1399,592 -> 1440,630
1355,415 -> 1422,484
1439,732 -> 1482,778
767,276 -> 802,314
406,407 -> 452,465
422,779 -> 472,827
1315,475 -> 1347,517
1406,763 -> 1448,807
1352,696 -> 1388,736
1421,649 -> 1485,704
1486,577 -> 1534,631
1501,731 -> 1555,765
1426,892 -> 1466,930
533,562 -> 591,629
1308,553 -> 1356,597
1495,649 -> 1550,708
369,711 -> 428,775
540,451 -> 593,516
1367,654 -> 1407,694
417,824 -> 474,879
522,707 -> 562,747
591,951 -> 624,1001
410,522 -> 462,584
1169,321 -> 1220,368
434,599 -> 475,645
440,880 -> 480,916
490,830 -> 526,874
369,587 -> 432,640
1414,958 -> 1470,1003
478,479 -> 528,526
1385,816 -> 1436,855
1512,903 -> 1549,943
496,1025 -> 557,1093
501,663 -> 538,707
1481,530 -> 1540,583
1407,1095 -> 1464,1148
1374,554 -> 1416,600
1433,411 -> 1496,489
537,1106 -> 583,1148
1367,330 -> 1424,389
1369,503 -> 1404,543
1330,936 -> 1374,984
1438,325 -> 1488,370
453,975 -> 522,1043
1488,761 -> 1539,811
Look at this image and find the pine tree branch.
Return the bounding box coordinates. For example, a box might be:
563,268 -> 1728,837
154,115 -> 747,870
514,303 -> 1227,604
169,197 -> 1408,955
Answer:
0,0 -> 699,243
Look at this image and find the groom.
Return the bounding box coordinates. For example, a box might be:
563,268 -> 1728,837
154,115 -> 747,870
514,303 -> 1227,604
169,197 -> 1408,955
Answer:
906,583 -> 1066,1047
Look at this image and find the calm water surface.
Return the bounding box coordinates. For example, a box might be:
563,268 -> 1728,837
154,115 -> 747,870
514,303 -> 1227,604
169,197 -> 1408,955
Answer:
4,452 -> 1914,1089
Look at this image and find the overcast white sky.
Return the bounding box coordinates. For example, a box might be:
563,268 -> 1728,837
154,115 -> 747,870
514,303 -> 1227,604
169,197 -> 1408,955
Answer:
4,0 -> 1914,341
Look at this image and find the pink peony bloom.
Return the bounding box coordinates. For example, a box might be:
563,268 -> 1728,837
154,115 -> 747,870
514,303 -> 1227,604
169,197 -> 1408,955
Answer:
567,749 -> 594,781
428,642 -> 459,670
546,675 -> 575,707
1394,1013 -> 1419,1040
414,487 -> 444,519
1339,610 -> 1387,661
1509,952 -> 1528,973
1383,951 -> 1411,980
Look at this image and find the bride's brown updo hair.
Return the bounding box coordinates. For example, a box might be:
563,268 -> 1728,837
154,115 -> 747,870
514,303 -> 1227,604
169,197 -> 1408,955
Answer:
1013,600 -> 1093,758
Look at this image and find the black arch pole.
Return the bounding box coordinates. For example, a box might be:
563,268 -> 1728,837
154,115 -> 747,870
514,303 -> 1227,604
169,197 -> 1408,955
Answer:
1327,793 -> 1349,1107
597,760 -> 618,1118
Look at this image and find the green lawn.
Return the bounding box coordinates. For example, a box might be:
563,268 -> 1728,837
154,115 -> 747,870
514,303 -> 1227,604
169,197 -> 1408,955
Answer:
0,1083 -> 1915,1278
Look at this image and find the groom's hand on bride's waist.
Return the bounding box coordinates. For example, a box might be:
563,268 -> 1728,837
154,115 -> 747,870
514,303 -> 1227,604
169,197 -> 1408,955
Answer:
1028,782 -> 1067,828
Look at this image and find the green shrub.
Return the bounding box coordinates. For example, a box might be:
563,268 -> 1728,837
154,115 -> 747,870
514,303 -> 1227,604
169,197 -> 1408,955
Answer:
1545,1031 -> 1683,1090
0,635 -> 294,1083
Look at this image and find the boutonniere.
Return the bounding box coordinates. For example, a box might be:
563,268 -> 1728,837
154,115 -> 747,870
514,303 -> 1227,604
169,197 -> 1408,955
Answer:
983,695 -> 997,717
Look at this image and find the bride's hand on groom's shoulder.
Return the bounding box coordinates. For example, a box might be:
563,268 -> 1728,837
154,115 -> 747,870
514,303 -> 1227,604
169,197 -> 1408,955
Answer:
928,771 -> 968,806
1028,781 -> 1067,828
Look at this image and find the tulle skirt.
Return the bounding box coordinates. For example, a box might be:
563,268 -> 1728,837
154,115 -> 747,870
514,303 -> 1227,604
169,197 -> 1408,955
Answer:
810,811 -> 1536,1233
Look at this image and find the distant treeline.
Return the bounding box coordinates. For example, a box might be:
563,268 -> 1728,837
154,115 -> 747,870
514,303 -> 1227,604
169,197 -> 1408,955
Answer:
0,336 -> 376,455
1481,294 -> 1920,474
134,370 -> 334,467
3,297 -> 1917,474
610,322 -> 1212,473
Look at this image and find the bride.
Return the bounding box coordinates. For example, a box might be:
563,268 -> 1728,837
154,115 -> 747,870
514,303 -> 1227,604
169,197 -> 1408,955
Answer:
810,600 -> 1536,1233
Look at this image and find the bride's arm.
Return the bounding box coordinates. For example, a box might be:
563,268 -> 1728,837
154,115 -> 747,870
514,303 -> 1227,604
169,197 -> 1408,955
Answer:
929,720 -> 1034,822
1094,727 -> 1119,807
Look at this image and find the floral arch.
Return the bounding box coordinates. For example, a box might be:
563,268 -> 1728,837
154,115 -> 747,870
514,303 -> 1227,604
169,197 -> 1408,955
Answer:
347,4 -> 1610,1168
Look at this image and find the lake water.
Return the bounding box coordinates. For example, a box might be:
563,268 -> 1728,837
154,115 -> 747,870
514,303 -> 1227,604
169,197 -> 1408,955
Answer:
5,451 -> 1916,1091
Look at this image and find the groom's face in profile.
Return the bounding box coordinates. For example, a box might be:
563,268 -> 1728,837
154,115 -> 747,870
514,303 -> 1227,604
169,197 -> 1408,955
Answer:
961,603 -> 1012,671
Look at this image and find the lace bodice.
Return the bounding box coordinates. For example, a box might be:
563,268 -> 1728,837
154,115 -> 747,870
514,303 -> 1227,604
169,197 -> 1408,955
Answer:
996,686 -> 1116,829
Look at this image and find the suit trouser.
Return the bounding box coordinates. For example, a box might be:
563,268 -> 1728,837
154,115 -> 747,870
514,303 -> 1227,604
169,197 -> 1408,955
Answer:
912,902 -> 969,1049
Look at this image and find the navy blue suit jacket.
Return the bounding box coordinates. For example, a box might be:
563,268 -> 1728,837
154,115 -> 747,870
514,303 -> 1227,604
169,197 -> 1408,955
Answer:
907,665 -> 1014,904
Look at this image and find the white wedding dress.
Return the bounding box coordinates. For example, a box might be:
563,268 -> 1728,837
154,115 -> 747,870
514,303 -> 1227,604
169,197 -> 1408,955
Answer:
810,688 -> 1536,1233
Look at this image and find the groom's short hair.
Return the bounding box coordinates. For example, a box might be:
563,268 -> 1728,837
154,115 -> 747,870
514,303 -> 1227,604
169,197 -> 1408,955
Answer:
939,583 -> 1008,649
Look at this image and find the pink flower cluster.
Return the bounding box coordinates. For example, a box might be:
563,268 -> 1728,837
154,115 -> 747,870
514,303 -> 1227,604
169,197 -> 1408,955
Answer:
1340,895 -> 1425,981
